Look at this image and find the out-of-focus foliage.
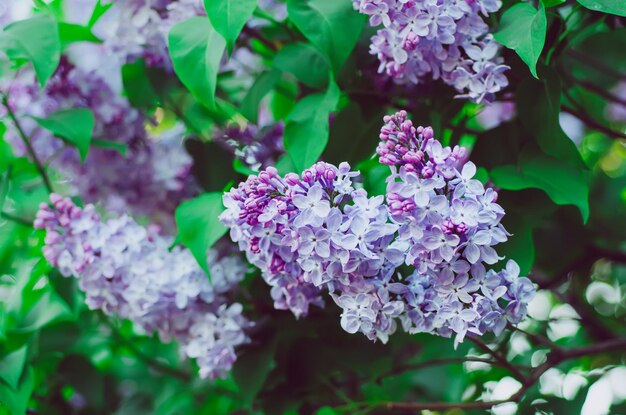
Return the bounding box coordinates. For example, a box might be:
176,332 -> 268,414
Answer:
0,0 -> 625,414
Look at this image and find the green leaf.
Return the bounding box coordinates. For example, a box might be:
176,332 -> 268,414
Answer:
233,158 -> 257,176
315,407 -> 339,415
0,346 -> 28,390
0,367 -> 33,415
232,337 -> 278,406
241,69 -> 281,123
490,148 -> 590,222
91,139 -> 128,156
495,3 -> 547,79
498,212 -> 535,275
174,193 -> 228,276
284,79 -> 339,172
168,16 -> 226,110
121,59 -> 160,108
541,0 -> 565,7
286,0 -> 365,73
87,0 -> 113,28
272,42 -> 330,88
16,288 -> 74,332
204,0 -> 258,55
576,0 -> 626,16
58,22 -> 101,49
274,154 -> 296,176
516,72 -> 586,168
0,14 -> 61,86
325,103 -> 385,165
32,108 -> 95,162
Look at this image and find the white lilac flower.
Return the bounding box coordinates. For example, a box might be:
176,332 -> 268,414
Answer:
353,0 -> 509,103
35,194 -> 251,379
221,110 -> 535,346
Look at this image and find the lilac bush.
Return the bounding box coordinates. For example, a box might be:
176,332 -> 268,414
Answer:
34,194 -> 251,379
353,0 -> 509,103
221,111 -> 535,346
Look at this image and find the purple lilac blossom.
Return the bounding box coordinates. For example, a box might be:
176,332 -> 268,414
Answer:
92,0 -> 284,69
35,194 -> 251,379
221,110 -> 535,346
92,0 -> 205,69
2,57 -> 195,231
476,101 -> 516,129
214,123 -> 284,171
0,0 -> 31,28
606,81 -> 626,123
353,0 -> 509,103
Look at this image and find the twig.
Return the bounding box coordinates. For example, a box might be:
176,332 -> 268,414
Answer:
100,315 -> 192,382
562,106 -> 626,140
377,356 -> 529,383
554,289 -> 616,342
1,94 -> 54,193
338,338 -> 626,412
468,336 -> 527,382
1,211 -> 33,227
509,324 -> 559,350
567,50 -> 626,82
572,77 -> 626,107
590,247 -> 626,264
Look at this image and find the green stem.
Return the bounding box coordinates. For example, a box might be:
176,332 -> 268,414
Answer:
1,94 -> 53,194
100,314 -> 192,382
1,211 -> 32,227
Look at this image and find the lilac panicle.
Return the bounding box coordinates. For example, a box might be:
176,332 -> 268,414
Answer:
91,0 -> 285,69
35,194 -> 251,379
221,110 -> 535,347
353,0 -> 509,103
3,57 -> 195,231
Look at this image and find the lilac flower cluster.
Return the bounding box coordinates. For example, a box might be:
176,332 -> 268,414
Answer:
92,0 -> 285,69
221,111 -> 534,345
3,57 -> 194,231
93,0 -> 205,68
353,0 -> 509,103
35,194 -> 251,379
214,123 -> 285,171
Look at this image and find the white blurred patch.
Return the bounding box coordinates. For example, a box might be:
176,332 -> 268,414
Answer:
548,304 -> 580,341
65,43 -> 124,94
63,0 -> 98,25
559,112 -> 585,145
532,349 -> 548,367
465,352 -> 492,372
528,290 -> 553,321
581,367 -> 626,415
484,377 -> 522,415
540,367 -> 589,401
540,368 -> 564,397
562,372 -> 588,400
586,281 -> 622,305
508,331 -> 532,358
